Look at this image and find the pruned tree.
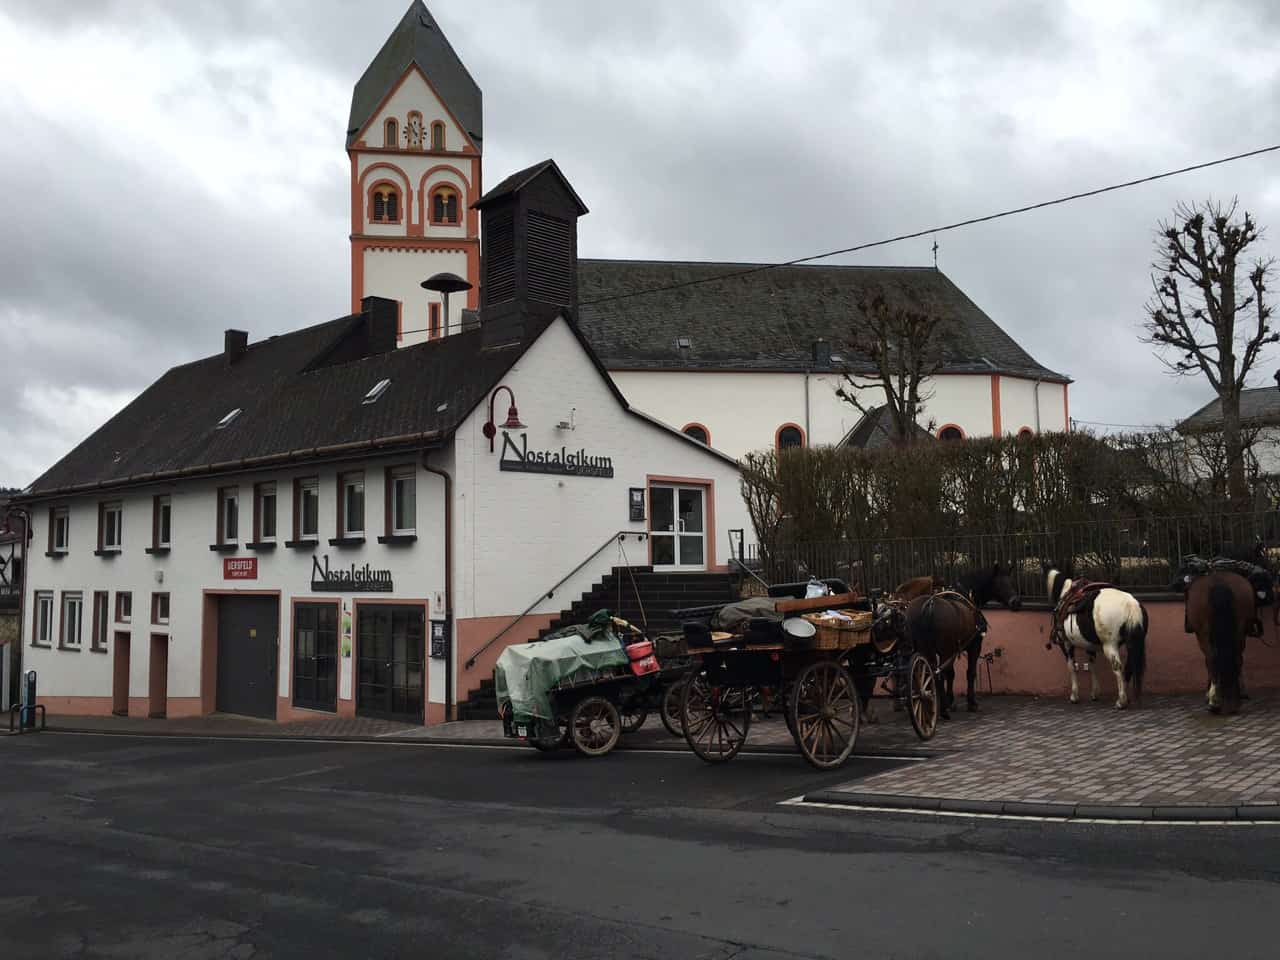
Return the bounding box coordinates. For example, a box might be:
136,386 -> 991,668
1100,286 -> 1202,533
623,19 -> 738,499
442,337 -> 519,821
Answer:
1142,199 -> 1277,503
836,290 -> 951,444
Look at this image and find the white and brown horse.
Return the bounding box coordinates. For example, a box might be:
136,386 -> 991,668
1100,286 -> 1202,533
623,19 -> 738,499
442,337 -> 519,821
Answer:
1044,563 -> 1148,709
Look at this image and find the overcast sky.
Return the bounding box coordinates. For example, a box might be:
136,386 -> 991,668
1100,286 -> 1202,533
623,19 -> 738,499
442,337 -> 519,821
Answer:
3,0 -> 1280,485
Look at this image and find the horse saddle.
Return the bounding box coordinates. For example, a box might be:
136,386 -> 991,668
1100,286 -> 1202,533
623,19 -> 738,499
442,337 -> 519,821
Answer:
927,590 -> 988,633
1048,580 -> 1113,647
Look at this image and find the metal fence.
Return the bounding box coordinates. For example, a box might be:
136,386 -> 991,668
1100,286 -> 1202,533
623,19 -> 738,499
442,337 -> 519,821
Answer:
740,511 -> 1280,597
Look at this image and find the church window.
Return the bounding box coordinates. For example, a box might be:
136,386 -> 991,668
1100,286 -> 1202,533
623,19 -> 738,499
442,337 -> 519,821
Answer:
776,424 -> 805,451
370,183 -> 401,224
431,186 -> 459,224
405,111 -> 424,150
682,423 -> 710,445
430,121 -> 445,150
937,425 -> 966,442
384,118 -> 398,148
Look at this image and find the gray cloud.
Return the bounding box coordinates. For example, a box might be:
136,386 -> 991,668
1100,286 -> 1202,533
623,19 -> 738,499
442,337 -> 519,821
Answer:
2,0 -> 1279,485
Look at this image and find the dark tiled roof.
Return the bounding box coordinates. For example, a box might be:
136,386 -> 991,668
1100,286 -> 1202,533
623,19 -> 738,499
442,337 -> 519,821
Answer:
576,260 -> 1068,381
24,313 -> 550,498
1178,386 -> 1280,432
347,1 -> 482,148
474,159 -> 589,213
839,405 -> 935,449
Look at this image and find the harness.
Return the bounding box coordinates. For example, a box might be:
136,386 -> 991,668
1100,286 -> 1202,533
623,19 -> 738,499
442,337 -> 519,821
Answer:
1046,579 -> 1113,654
925,589 -> 989,634
1175,555 -> 1272,637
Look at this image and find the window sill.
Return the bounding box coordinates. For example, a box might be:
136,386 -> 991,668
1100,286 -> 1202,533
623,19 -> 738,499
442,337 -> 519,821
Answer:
45,550 -> 67,559
377,534 -> 418,545
209,543 -> 239,553
245,541 -> 278,552
94,548 -> 122,558
30,641 -> 51,649
328,536 -> 366,548
90,646 -> 109,655
285,539 -> 320,550
144,546 -> 171,556
57,645 -> 81,653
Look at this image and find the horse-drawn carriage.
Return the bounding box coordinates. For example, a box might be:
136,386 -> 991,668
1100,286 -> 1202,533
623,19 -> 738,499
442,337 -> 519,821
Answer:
671,584 -> 944,770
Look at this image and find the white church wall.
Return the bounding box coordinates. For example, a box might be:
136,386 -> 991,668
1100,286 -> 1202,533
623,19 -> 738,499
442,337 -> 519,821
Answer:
363,247 -> 469,346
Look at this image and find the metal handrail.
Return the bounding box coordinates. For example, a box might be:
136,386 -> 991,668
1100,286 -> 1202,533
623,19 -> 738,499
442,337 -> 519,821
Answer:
463,530 -> 650,670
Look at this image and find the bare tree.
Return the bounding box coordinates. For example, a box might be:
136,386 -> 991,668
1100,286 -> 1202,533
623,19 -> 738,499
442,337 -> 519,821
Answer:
836,291 -> 950,444
1142,199 -> 1277,503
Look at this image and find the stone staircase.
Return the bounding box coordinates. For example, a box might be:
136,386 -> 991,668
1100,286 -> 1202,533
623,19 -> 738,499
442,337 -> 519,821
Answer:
456,566 -> 737,720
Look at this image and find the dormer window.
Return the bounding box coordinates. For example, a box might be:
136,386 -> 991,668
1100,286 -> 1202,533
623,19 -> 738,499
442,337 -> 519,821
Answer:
363,379 -> 391,405
430,121 -> 445,150
405,111 -> 423,150
384,118 -> 398,148
676,337 -> 692,350
431,186 -> 459,224
371,185 -> 401,224
216,408 -> 242,429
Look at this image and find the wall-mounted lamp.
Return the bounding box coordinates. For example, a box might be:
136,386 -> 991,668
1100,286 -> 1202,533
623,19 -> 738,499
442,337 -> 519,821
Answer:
482,384 -> 526,452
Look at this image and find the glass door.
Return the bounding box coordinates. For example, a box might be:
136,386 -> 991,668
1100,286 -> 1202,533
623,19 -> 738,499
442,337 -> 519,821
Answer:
649,484 -> 706,571
356,605 -> 425,723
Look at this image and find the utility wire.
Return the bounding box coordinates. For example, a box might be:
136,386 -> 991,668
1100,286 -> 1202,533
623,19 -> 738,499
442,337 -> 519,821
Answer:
575,143 -> 1280,308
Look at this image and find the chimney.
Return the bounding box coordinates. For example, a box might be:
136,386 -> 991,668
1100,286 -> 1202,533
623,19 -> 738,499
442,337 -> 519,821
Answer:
224,329 -> 248,366
360,295 -> 399,355
812,338 -> 832,366
473,159 -> 589,348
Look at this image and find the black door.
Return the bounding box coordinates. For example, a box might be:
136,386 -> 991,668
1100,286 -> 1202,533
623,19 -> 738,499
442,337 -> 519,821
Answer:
216,597 -> 279,719
293,602 -> 338,712
356,605 -> 424,723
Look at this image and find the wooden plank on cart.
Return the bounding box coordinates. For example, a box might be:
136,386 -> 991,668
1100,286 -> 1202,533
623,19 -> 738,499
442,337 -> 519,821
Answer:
775,591 -> 861,614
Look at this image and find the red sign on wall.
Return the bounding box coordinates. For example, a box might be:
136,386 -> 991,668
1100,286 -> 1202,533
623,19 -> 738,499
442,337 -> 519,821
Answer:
223,557 -> 258,580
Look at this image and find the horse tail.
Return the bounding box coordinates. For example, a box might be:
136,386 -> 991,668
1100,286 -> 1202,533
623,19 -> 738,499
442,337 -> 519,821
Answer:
1121,602 -> 1148,701
1209,582 -> 1240,694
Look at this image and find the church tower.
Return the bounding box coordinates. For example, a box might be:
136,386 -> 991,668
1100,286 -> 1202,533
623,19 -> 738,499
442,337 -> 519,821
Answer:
347,1 -> 482,346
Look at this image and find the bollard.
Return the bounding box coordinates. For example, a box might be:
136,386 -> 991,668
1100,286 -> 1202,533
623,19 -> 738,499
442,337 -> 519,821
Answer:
20,669 -> 35,730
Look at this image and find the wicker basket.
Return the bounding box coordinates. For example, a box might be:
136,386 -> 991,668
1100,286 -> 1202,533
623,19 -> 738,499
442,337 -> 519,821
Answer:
801,610 -> 873,650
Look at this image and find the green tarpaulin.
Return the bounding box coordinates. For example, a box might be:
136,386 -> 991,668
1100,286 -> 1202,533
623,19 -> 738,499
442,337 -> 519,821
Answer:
495,612 -> 629,724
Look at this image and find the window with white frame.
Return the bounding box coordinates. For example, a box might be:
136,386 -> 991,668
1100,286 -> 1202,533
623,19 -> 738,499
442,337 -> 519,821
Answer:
60,592 -> 83,649
101,501 -> 123,551
116,591 -> 132,623
299,478 -> 319,540
392,468 -> 416,535
152,592 -> 170,625
258,483 -> 277,542
92,591 -> 109,651
33,591 -> 53,646
341,474 -> 365,537
155,495 -> 172,549
219,487 -> 239,544
52,507 -> 69,553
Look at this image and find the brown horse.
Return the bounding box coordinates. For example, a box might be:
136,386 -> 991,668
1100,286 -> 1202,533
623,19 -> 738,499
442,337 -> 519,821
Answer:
1185,571 -> 1254,715
893,575 -> 946,602
906,591 -> 985,719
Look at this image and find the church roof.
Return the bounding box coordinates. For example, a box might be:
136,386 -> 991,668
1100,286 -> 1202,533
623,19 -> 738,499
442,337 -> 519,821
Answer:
347,1 -> 483,148
575,260 -> 1068,382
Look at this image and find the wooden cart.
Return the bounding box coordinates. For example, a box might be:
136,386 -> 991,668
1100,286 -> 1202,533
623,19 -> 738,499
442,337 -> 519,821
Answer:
677,597 -> 940,770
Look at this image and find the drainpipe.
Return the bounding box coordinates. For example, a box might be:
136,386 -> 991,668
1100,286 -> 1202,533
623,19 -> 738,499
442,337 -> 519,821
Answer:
1033,379 -> 1042,432
422,458 -> 454,721
803,370 -> 811,441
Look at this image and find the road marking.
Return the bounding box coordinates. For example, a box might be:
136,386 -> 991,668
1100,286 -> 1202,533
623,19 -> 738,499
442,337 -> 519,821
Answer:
777,797 -> 1280,827
64,793 -> 95,803
251,765 -> 343,785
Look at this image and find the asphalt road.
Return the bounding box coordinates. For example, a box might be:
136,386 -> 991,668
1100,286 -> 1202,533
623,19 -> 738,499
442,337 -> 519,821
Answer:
2,733 -> 1278,959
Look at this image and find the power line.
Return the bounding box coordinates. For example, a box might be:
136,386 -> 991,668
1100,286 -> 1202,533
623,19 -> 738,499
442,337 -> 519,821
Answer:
1071,418 -> 1171,431
577,142 -> 1280,308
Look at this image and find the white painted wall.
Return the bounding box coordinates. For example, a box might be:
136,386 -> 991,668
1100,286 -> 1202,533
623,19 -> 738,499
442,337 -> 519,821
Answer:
363,247 -> 469,346
999,376 -> 1068,435
610,369 -> 1023,457
450,317 -> 752,623
21,458 -> 446,705
356,155 -> 473,237
365,68 -> 471,153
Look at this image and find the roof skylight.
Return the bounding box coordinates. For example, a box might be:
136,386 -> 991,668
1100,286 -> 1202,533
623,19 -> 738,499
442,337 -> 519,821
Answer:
363,379 -> 392,405
215,408 -> 242,429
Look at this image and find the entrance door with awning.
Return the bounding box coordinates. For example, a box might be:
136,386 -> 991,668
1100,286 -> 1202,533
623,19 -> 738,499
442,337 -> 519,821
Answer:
649,484 -> 707,571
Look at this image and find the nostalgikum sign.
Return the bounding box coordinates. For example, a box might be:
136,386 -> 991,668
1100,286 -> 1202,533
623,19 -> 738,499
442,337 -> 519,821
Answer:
311,555 -> 393,592
500,432 -> 614,478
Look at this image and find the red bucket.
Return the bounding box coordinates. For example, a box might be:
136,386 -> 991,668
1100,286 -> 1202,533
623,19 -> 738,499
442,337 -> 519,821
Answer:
630,654 -> 660,676
625,640 -> 654,661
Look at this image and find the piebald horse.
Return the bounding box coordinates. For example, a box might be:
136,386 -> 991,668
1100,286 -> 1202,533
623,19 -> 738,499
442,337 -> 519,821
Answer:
1043,563 -> 1148,709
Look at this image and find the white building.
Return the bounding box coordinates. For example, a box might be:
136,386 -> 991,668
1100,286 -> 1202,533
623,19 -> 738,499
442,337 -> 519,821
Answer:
355,4 -> 1071,457
18,163 -> 750,725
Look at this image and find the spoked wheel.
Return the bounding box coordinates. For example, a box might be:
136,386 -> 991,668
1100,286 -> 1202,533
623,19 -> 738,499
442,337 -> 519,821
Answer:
681,675 -> 751,763
789,660 -> 859,770
569,696 -> 622,757
661,678 -> 688,737
907,653 -> 940,741
619,704 -> 648,734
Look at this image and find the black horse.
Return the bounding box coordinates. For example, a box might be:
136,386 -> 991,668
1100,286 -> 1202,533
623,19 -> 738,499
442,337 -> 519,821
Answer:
942,563 -> 1023,712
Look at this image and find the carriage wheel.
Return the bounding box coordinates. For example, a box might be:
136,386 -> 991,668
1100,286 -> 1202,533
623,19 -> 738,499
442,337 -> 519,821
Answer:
907,653 -> 940,741
569,697 -> 621,757
619,705 -> 648,734
661,678 -> 688,737
681,675 -> 751,763
789,660 -> 859,770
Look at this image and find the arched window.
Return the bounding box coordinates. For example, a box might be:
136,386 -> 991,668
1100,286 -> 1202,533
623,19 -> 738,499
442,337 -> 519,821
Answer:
370,183 -> 401,223
383,118 -> 398,148
682,423 -> 710,445
431,186 -> 460,224
776,424 -> 805,451
1017,426 -> 1034,439
406,111 -> 423,149
937,424 -> 965,442
430,121 -> 445,151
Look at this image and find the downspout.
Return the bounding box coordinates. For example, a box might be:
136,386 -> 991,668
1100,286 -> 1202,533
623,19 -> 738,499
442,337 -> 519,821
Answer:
1033,379 -> 1042,432
422,458 -> 454,721
803,370 -> 811,441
